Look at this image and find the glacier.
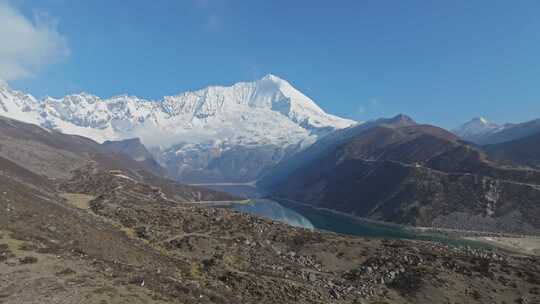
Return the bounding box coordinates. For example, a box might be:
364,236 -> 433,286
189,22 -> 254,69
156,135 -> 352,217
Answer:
0,74 -> 356,182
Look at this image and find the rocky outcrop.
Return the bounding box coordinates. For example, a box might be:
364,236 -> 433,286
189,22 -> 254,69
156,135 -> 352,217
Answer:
103,138 -> 167,177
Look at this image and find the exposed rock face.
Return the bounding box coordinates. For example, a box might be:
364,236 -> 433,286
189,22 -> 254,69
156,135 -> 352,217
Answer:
269,123 -> 540,234
103,138 -> 167,177
103,138 -> 155,162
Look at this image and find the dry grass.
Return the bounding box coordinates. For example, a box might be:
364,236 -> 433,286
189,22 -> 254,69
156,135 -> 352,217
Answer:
61,193 -> 96,210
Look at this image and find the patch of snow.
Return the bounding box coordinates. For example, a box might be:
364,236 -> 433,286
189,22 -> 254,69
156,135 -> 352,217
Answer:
452,117 -> 506,140
0,75 -> 356,150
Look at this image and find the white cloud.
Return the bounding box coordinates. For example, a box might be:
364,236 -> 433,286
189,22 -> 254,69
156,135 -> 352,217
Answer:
0,1 -> 69,82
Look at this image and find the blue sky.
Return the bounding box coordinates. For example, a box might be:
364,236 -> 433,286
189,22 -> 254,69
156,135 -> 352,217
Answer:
3,0 -> 540,128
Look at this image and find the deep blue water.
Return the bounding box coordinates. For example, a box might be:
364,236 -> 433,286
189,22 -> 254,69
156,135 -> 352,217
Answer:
206,185 -> 489,248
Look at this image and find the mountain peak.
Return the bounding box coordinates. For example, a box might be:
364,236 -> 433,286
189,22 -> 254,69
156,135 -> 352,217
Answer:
260,73 -> 283,82
0,75 -> 355,147
372,114 -> 416,128
256,73 -> 295,92
471,117 -> 489,124
389,114 -> 416,124
452,116 -> 501,141
461,117 -> 498,129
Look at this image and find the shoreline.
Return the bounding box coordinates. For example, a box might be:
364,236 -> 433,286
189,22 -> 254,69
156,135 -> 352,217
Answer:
268,196 -> 540,256
271,197 -> 407,228
463,236 -> 540,256
182,199 -> 252,207
188,181 -> 258,187
199,188 -> 540,256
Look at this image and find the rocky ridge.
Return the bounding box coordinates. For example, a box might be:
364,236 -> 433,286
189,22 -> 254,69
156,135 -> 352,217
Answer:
268,122 -> 540,234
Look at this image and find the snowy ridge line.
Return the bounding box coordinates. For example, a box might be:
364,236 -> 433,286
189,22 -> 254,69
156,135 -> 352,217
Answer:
0,74 -> 356,149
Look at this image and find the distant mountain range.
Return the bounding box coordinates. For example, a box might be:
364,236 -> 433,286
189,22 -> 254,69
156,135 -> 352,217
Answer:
451,116 -> 540,169
452,116 -> 540,145
264,115 -> 540,234
0,75 -> 355,182
2,76 -> 540,234
2,112 -> 536,304
451,117 -> 507,143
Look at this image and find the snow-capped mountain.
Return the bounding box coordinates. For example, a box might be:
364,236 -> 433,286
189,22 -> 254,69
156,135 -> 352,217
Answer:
451,117 -> 504,142
0,74 -> 356,182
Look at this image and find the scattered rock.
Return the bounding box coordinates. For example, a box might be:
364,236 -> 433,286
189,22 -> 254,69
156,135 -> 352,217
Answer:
19,256 -> 38,264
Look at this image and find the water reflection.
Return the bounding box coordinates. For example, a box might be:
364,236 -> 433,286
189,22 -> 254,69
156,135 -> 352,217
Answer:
206,185 -> 489,249
233,199 -> 314,229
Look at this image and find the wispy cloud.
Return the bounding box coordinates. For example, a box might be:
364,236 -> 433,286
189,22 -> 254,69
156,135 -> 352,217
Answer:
192,0 -> 224,32
0,1 -> 69,82
357,98 -> 381,117
205,14 -> 221,31
193,0 -> 210,9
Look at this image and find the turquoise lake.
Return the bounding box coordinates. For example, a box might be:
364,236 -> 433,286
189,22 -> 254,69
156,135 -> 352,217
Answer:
203,185 -> 489,248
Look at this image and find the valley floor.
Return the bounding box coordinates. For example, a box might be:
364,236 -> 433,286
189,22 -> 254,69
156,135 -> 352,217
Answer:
2,168 -> 540,303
